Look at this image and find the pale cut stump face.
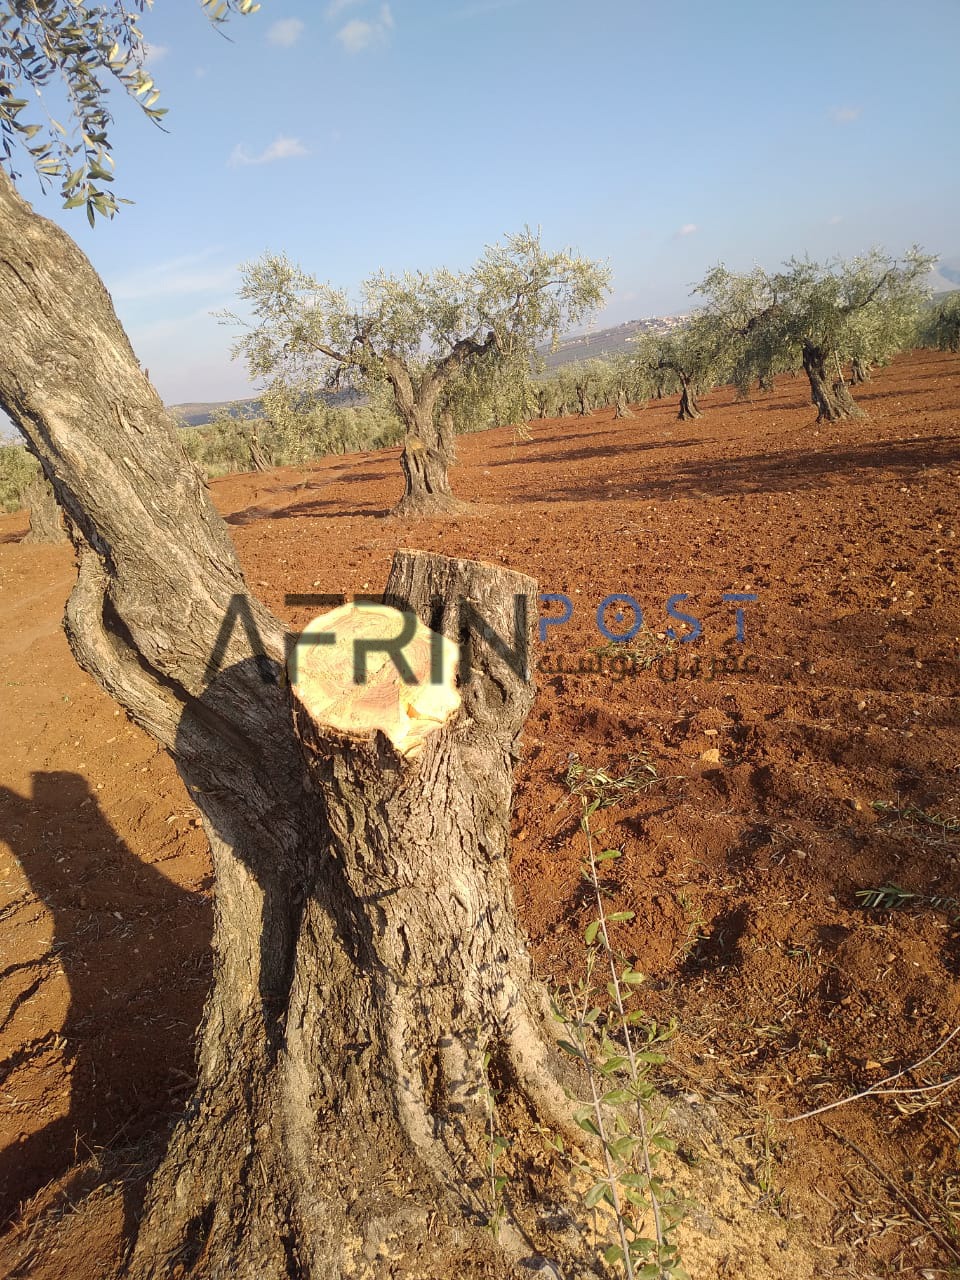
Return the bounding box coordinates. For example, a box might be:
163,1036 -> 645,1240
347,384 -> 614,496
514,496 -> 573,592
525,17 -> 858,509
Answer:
289,602 -> 462,758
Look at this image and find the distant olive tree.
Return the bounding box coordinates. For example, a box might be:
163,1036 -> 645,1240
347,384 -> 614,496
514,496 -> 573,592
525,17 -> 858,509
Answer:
229,231 -> 609,515
0,439 -> 38,511
635,314 -> 732,421
919,292 -> 960,353
696,248 -> 934,423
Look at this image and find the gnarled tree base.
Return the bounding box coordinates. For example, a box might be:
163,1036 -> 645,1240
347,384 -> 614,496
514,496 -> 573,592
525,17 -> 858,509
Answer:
614,390 -> 634,420
394,439 -> 470,518
678,385 -> 701,421
123,551 -> 598,1280
391,489 -> 473,518
803,342 -> 865,424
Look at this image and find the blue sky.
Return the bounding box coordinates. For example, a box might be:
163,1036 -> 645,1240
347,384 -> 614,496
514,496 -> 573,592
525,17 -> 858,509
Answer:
17,0 -> 960,406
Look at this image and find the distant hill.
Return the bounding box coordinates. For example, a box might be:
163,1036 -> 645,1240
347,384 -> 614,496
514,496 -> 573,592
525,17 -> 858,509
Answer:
539,314 -> 690,368
167,386 -> 363,427
165,315 -> 691,425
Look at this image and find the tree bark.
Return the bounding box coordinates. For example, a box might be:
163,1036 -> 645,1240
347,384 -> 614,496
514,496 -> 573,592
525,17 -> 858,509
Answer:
437,405 -> 457,462
801,341 -> 864,422
248,426 -> 271,472
758,371 -> 775,393
386,372 -> 467,517
0,171 -> 594,1280
23,472 -> 69,543
677,376 -> 701,421
396,432 -> 463,516
576,383 -> 590,416
613,386 -> 634,420
850,355 -> 871,384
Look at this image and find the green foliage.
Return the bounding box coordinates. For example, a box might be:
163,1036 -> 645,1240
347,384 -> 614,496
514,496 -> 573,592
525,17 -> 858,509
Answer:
0,441 -> 39,511
564,752 -> 661,807
442,351 -> 539,438
0,0 -> 260,220
856,884 -> 959,919
918,292 -> 960,352
548,794 -> 688,1280
696,248 -> 935,379
178,399 -> 402,478
227,228 -> 610,440
632,313 -> 733,414
871,798 -> 960,839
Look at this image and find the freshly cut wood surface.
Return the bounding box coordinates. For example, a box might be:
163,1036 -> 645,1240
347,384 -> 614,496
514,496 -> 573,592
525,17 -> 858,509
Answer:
289,601 -> 461,756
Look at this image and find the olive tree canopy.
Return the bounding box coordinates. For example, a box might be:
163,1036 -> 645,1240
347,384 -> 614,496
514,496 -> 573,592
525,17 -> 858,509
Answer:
229,231 -> 610,514
696,248 -> 934,422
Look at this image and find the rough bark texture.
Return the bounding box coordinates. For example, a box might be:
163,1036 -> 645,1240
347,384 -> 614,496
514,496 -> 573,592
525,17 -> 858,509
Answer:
614,386 -> 634,420
850,356 -> 871,384
23,473 -> 68,543
802,341 -> 864,422
677,377 -> 702,421
249,428 -> 271,472
389,379 -> 467,518
0,171 -> 594,1279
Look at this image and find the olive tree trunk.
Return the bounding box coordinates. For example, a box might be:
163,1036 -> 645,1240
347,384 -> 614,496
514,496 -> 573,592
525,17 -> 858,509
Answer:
802,340 -> 864,422
850,355 -> 871,384
614,386 -> 634,420
249,426 -> 271,472
389,380 -> 466,517
23,472 -> 69,543
677,376 -> 701,421
0,171 -> 598,1280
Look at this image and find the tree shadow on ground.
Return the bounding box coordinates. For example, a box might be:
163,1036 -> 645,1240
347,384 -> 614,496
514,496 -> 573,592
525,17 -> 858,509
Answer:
0,773 -> 210,1227
489,436 -> 702,469
226,497 -> 391,525
521,433 -> 960,504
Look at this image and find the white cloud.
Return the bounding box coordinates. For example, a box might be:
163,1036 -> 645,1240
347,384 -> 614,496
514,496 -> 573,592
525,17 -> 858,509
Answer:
143,43 -> 169,66
336,3 -> 393,52
827,214 -> 843,225
830,105 -> 861,124
268,18 -> 305,47
450,0 -> 525,16
229,135 -> 308,166
108,251 -> 236,303
675,223 -> 698,237
327,0 -> 364,14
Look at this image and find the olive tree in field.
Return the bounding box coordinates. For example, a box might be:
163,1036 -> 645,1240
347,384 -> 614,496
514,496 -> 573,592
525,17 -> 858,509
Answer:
696,249 -> 934,423
0,7 -> 621,1279
230,237 -> 609,515
919,292 -> 960,353
609,355 -> 639,419
635,315 -> 731,421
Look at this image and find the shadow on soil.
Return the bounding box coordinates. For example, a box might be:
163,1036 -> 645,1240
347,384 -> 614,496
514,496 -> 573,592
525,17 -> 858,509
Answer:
520,433 -> 960,504
226,498 -> 391,525
0,773 -> 210,1227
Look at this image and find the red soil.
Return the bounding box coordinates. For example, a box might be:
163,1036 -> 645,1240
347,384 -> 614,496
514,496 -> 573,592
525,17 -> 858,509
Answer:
1,348 -> 958,1277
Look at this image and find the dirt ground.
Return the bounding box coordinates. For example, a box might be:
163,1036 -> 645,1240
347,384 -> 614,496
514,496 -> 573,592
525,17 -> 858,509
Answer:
1,348 -> 958,1278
